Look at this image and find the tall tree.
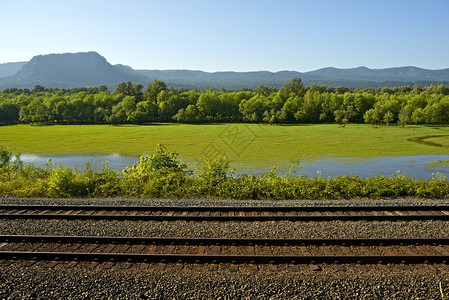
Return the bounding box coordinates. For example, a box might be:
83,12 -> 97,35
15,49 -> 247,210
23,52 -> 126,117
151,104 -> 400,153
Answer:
146,80 -> 167,103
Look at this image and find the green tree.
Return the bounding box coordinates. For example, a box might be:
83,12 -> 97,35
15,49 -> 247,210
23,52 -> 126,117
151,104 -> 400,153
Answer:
398,106 -> 411,127
173,104 -> 201,123
31,85 -> 45,93
424,101 -> 448,124
333,106 -> 355,127
239,94 -> 269,122
197,90 -> 221,121
128,101 -> 158,123
255,84 -> 271,96
23,99 -> 48,124
281,95 -> 303,122
411,108 -> 426,124
295,91 -> 326,123
146,80 -> 167,103
279,78 -> 305,98
383,111 -> 394,126
132,83 -> 144,101
0,102 -> 20,124
334,109 -> 348,127
107,102 -> 127,125
114,81 -> 133,95
363,108 -> 380,127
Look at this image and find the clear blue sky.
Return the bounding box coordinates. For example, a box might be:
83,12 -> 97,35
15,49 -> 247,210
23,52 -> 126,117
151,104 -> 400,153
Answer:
1,0 -> 448,71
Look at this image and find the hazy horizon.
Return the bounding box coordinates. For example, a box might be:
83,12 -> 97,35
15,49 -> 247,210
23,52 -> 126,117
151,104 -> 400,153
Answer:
2,51 -> 449,74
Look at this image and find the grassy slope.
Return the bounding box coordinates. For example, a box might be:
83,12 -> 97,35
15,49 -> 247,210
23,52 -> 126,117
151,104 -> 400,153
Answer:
0,124 -> 448,169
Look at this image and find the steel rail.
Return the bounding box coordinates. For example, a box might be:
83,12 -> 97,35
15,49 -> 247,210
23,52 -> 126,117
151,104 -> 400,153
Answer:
0,251 -> 447,264
1,204 -> 449,221
1,235 -> 448,246
1,213 -> 449,221
1,235 -> 448,264
1,204 -> 448,212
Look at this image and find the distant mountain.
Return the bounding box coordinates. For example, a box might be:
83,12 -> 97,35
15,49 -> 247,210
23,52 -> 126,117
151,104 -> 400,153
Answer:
0,52 -> 148,89
0,51 -> 448,90
0,62 -> 27,77
137,69 -> 306,89
137,68 -> 449,89
306,66 -> 449,83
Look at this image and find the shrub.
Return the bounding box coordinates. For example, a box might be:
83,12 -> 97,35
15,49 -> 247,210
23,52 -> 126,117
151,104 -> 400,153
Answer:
81,163 -> 122,196
0,148 -> 12,168
47,167 -> 88,197
141,169 -> 190,197
121,144 -> 189,196
416,173 -> 449,198
194,155 -> 231,196
324,175 -> 364,199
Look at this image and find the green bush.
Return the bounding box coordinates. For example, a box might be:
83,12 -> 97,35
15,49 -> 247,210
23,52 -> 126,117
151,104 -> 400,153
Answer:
194,155 -> 231,196
416,173 -> 449,198
140,169 -> 190,198
0,148 -> 11,168
47,167 -> 88,197
323,175 -> 364,199
81,163 -> 122,197
121,144 -> 190,196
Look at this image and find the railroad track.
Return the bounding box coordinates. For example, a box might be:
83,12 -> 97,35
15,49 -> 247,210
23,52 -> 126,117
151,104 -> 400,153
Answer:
0,235 -> 448,266
1,204 -> 449,221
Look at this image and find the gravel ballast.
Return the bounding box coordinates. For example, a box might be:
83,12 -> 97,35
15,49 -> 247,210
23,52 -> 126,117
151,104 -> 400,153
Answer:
1,196 -> 448,299
1,219 -> 448,239
1,196 -> 449,207
1,263 -> 448,299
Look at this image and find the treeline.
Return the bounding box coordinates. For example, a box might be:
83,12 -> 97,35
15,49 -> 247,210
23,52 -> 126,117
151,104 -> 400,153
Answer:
1,145 -> 448,199
1,79 -> 449,126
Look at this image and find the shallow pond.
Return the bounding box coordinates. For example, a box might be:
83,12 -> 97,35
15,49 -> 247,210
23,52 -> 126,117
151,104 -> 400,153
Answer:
16,154 -> 138,172
293,155 -> 449,179
15,154 -> 449,180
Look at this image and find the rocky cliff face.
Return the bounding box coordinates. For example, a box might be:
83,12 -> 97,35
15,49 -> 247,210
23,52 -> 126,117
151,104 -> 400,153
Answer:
8,52 -> 147,87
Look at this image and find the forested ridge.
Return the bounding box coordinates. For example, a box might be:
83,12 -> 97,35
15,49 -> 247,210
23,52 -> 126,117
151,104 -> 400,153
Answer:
1,78 -> 449,126
3,52 -> 449,90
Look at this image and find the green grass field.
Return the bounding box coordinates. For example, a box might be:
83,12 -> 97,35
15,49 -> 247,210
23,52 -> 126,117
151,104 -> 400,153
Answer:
0,124 -> 448,169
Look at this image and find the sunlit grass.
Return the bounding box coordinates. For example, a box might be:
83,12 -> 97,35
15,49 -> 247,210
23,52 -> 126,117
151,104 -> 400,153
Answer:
0,123 -> 448,169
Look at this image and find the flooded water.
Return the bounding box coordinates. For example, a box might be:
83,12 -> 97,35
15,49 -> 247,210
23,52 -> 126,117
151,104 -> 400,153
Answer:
17,154 -> 139,172
294,155 -> 449,179
15,154 -> 449,180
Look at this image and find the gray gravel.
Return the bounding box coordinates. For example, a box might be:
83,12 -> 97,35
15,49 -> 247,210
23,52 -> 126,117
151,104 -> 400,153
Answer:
1,219 -> 448,239
0,263 -> 448,299
1,196 -> 449,299
1,195 -> 449,207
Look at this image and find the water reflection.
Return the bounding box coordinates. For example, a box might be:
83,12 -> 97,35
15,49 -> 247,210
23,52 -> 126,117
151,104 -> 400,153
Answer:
16,154 -> 449,180
296,155 -> 449,179
18,154 -> 139,171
